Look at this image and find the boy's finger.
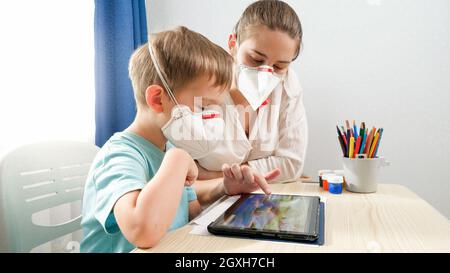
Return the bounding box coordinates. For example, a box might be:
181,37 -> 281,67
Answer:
241,165 -> 254,184
231,163 -> 243,180
185,177 -> 195,186
190,164 -> 199,178
264,168 -> 281,181
253,172 -> 272,195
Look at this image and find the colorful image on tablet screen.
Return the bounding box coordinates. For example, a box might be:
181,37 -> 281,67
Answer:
221,195 -> 311,233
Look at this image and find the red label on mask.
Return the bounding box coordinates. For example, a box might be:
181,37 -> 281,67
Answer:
202,113 -> 220,119
257,67 -> 274,73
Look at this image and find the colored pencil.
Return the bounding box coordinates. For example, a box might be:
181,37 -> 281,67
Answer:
369,131 -> 380,158
359,128 -> 367,154
346,120 -> 353,138
359,122 -> 364,141
348,136 -> 355,158
346,128 -> 351,147
364,127 -> 376,155
373,128 -> 384,158
337,125 -> 347,147
338,136 -> 347,157
354,135 -> 362,158
353,120 -> 358,139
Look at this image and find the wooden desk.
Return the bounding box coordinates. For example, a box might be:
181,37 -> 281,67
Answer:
133,183 -> 450,253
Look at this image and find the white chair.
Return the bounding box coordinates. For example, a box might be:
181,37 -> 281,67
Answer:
0,141 -> 99,252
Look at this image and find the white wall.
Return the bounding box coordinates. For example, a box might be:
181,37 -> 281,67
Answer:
146,0 -> 450,218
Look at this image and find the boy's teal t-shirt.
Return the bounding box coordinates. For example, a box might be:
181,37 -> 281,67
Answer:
80,131 -> 197,253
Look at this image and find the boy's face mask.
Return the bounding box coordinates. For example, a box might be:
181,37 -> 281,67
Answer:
148,43 -> 224,159
236,64 -> 283,111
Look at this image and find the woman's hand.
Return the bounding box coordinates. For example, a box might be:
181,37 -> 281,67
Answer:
222,163 -> 280,196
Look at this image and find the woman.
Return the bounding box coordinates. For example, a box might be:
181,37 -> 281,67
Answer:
194,0 -> 308,204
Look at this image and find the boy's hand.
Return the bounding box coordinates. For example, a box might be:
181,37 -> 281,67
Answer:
185,154 -> 198,186
222,163 -> 280,196
166,148 -> 198,186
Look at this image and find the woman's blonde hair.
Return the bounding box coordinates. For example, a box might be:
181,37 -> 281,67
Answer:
129,26 -> 233,108
233,0 -> 302,59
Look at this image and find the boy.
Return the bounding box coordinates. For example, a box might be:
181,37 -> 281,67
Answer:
81,26 -> 279,253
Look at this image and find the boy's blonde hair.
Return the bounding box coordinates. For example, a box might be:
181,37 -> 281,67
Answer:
129,26 -> 233,108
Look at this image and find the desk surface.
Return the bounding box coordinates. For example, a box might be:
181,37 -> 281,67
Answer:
133,183 -> 450,253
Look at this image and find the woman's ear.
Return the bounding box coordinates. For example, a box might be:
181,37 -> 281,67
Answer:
145,85 -> 164,113
228,33 -> 237,54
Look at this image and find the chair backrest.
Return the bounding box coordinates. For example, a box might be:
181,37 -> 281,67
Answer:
0,141 -> 99,252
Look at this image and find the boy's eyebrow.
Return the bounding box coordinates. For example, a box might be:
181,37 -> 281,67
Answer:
252,49 -> 292,64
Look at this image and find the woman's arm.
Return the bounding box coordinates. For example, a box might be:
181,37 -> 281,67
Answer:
188,200 -> 202,220
113,148 -> 198,249
192,177 -> 225,206
196,160 -> 223,180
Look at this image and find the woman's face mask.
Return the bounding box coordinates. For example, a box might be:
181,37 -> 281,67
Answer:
236,64 -> 283,110
148,43 -> 225,159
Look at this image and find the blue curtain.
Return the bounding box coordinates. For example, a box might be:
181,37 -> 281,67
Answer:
94,0 -> 148,147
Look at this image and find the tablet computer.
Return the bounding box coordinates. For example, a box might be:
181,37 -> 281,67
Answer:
207,194 -> 321,242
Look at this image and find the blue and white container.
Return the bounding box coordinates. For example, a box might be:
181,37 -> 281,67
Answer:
328,175 -> 344,194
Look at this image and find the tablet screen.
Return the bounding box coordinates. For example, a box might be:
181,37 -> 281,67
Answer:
214,194 -> 318,234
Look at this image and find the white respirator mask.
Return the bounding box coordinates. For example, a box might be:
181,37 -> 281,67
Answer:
148,43 -> 224,159
236,64 -> 283,110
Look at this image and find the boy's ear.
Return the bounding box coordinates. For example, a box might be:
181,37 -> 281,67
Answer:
145,85 -> 164,113
228,33 -> 237,53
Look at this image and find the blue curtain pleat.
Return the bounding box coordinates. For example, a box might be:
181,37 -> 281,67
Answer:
94,0 -> 148,147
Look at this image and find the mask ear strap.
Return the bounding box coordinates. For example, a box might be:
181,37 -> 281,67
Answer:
147,36 -> 180,105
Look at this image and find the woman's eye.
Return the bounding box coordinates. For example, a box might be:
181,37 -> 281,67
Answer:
252,58 -> 263,64
274,65 -> 287,73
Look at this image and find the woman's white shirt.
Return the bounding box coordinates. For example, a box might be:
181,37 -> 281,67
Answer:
196,68 -> 308,182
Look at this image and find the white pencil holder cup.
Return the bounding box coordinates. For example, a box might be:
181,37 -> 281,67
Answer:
342,157 -> 390,193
